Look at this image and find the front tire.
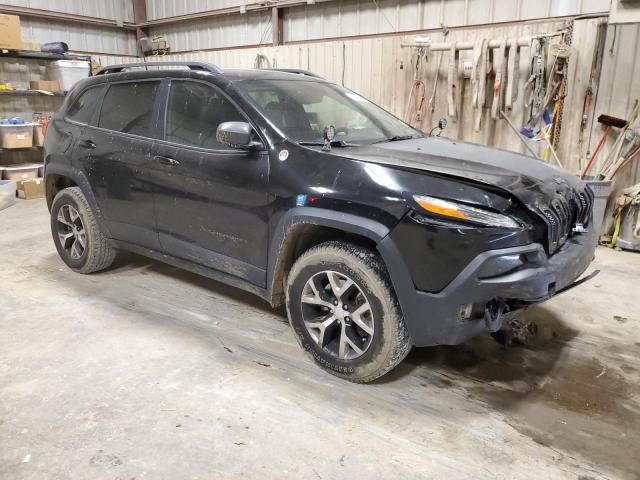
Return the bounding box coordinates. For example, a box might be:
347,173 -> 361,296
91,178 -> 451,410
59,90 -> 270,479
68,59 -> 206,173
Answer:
50,187 -> 116,274
286,241 -> 412,383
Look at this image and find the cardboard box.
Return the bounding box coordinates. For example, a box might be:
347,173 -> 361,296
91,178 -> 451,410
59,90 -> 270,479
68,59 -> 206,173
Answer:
17,178 -> 44,200
2,163 -> 40,181
22,39 -> 40,52
30,80 -> 60,92
0,14 -> 22,51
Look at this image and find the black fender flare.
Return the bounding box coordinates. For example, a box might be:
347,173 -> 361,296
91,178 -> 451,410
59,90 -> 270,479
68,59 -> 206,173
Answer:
267,207 -> 425,343
266,207 -> 391,294
268,206 -> 394,281
45,164 -> 112,238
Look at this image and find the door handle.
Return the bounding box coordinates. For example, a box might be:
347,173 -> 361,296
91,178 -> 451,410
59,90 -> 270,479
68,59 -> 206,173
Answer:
79,139 -> 96,149
154,155 -> 180,167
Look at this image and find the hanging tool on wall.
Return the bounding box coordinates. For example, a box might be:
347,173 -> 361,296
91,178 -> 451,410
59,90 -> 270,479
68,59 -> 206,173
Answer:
426,24 -> 449,129
524,38 -> 546,127
548,34 -> 572,149
399,29 -> 569,139
254,53 -> 271,69
579,21 -> 606,170
505,38 -> 520,110
519,32 -> 571,162
491,38 -> 507,120
454,45 -> 465,124
471,38 -> 488,132
446,42 -> 459,121
578,85 -> 594,165
404,45 -> 429,129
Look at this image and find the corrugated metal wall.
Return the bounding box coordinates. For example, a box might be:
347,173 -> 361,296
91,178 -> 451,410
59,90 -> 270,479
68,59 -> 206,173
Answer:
592,23 -> 640,178
20,18 -> 137,56
1,0 -> 137,55
0,0 -> 134,22
590,22 -> 640,230
147,0 -> 246,20
285,0 -> 609,41
145,0 -> 609,51
154,10 -> 272,53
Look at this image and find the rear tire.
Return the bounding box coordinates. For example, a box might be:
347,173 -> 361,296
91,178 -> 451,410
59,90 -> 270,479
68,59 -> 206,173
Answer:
50,187 -> 116,274
286,241 -> 412,383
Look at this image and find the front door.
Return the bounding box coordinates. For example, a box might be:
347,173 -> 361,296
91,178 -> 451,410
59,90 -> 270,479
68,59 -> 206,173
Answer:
81,79 -> 162,249
149,79 -> 270,287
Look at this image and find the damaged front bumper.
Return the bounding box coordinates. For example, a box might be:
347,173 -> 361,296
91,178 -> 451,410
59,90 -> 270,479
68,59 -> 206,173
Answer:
378,226 -> 598,347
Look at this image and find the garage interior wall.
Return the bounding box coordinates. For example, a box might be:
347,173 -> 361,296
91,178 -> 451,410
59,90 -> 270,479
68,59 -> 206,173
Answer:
0,0 -> 137,56
2,0 -> 640,218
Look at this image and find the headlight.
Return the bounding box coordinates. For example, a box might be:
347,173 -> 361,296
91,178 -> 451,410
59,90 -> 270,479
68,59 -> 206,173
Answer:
413,194 -> 520,228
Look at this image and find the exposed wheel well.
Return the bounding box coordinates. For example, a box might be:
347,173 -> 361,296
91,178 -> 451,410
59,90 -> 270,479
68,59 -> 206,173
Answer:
46,174 -> 77,210
269,223 -> 378,307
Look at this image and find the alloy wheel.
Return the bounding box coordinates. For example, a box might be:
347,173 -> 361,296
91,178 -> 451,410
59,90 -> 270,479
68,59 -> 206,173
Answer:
300,270 -> 375,360
56,204 -> 87,260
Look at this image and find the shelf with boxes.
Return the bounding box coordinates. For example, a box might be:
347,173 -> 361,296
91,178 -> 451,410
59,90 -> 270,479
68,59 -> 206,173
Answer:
0,162 -> 43,206
0,13 -> 91,207
0,118 -> 49,203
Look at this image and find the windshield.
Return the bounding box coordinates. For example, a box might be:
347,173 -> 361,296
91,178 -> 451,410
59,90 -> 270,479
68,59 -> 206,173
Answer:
236,79 -> 422,145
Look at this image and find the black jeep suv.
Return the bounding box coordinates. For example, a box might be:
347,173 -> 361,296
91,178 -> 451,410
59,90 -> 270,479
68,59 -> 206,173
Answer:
44,61 -> 597,382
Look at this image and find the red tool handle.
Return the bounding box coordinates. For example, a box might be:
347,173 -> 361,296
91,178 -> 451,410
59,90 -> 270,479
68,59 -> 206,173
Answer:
581,125 -> 610,179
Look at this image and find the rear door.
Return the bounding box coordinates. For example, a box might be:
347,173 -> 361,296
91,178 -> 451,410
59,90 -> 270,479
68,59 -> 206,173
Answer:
149,79 -> 270,287
49,84 -> 105,178
79,79 -> 162,249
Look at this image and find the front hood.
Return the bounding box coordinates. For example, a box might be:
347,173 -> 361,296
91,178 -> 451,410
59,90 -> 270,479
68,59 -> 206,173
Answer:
335,136 -> 583,210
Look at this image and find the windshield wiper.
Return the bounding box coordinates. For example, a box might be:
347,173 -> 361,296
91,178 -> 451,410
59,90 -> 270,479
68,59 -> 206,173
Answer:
373,135 -> 416,143
298,140 -> 357,148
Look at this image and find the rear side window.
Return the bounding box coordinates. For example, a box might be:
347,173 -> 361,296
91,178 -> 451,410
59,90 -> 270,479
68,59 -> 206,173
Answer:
165,81 -> 244,149
98,81 -> 160,137
66,86 -> 103,124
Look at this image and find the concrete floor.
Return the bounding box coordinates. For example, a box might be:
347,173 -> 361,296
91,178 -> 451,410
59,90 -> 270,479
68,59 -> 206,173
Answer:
1,198 -> 639,480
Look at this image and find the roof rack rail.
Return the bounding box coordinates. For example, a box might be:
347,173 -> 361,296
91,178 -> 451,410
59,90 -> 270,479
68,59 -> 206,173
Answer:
266,68 -> 323,79
96,61 -> 223,75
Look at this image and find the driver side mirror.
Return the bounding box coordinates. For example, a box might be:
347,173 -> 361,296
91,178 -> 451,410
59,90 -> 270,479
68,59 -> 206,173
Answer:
429,117 -> 448,137
216,122 -> 262,150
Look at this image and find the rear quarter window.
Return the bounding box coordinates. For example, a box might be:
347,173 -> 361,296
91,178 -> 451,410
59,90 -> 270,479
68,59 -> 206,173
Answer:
66,85 -> 104,124
98,81 -> 160,138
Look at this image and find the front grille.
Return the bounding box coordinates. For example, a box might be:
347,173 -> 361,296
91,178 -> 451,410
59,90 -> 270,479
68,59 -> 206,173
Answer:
540,185 -> 593,254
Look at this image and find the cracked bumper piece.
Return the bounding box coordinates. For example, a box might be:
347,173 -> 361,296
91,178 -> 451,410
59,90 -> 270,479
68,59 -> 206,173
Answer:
378,227 -> 598,347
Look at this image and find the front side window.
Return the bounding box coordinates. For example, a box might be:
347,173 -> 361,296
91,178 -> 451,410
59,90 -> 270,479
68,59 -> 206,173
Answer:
165,81 -> 244,149
67,85 -> 104,124
98,81 -> 160,137
236,79 -> 421,144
